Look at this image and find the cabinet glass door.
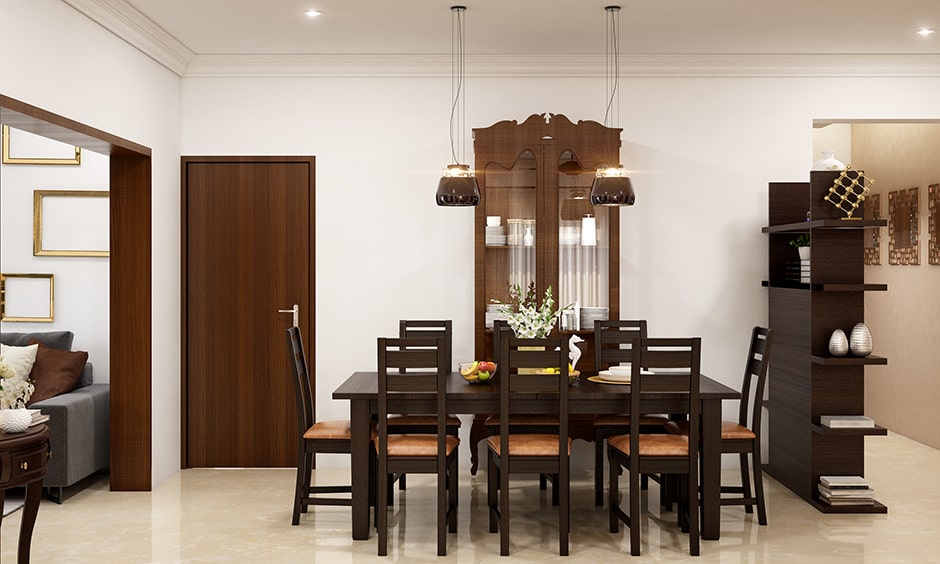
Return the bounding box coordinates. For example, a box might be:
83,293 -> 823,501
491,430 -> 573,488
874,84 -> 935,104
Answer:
557,150 -> 609,313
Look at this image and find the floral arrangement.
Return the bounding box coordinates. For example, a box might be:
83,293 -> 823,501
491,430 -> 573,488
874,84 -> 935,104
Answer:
0,356 -> 34,409
492,282 -> 567,338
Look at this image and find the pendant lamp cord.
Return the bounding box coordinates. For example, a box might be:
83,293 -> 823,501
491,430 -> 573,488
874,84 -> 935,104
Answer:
450,7 -> 467,165
603,6 -> 620,164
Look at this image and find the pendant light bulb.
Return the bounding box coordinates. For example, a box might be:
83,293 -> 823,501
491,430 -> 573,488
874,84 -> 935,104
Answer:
436,6 -> 480,207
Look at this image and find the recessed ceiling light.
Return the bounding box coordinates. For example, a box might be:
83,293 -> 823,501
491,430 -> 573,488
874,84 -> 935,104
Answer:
917,28 -> 935,37
305,9 -> 322,18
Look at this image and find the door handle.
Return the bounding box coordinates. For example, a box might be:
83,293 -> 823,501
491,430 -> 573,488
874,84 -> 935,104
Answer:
278,304 -> 299,327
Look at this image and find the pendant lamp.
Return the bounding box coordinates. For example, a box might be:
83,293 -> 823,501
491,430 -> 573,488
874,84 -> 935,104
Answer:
590,5 -> 636,207
436,6 -> 481,207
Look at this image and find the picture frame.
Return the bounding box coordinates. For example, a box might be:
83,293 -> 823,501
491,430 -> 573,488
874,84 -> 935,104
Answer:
1,125 -> 82,165
0,273 -> 54,322
33,190 -> 110,257
888,187 -> 920,265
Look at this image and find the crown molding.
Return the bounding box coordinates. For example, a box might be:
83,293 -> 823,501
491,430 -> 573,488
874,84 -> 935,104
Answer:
62,0 -> 194,76
183,53 -> 940,79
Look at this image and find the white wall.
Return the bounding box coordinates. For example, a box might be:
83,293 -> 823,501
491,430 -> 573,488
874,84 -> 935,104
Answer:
2,0 -> 182,485
182,73 -> 940,469
0,132 -> 110,379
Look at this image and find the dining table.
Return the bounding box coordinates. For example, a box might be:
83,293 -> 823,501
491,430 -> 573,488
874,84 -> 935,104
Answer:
333,371 -> 739,541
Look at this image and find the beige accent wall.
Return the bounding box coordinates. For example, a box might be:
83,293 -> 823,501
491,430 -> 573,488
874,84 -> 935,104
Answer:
852,123 -> 940,450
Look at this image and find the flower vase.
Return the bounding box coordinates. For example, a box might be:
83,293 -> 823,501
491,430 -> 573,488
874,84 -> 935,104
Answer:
0,408 -> 32,433
812,150 -> 845,171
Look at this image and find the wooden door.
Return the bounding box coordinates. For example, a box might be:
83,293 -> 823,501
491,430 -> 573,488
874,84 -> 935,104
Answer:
182,156 -> 314,468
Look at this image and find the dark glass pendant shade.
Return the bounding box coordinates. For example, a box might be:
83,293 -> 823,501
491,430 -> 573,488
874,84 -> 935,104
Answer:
436,164 -> 481,206
590,167 -> 636,206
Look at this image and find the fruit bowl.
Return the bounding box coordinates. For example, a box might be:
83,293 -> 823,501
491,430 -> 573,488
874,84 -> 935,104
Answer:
459,361 -> 497,384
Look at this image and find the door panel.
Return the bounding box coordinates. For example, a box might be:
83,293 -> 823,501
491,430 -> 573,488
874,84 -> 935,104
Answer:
183,157 -> 314,468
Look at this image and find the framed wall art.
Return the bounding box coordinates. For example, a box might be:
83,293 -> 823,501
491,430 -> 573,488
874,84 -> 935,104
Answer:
33,190 -> 109,257
0,273 -> 54,322
1,125 -> 82,165
930,184 -> 940,265
888,187 -> 919,265
863,193 -> 881,265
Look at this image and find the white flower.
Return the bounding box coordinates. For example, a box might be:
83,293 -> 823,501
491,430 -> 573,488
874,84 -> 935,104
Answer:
492,283 -> 567,339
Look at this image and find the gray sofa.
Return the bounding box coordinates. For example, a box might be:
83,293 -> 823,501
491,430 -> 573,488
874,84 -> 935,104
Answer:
0,331 -> 109,502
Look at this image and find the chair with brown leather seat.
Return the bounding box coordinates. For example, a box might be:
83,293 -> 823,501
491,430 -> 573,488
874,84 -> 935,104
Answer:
591,319 -> 671,506
385,320 -> 461,496
607,337 -> 701,556
487,335 -> 571,556
667,326 -> 774,525
376,336 -> 459,556
286,325 -> 360,525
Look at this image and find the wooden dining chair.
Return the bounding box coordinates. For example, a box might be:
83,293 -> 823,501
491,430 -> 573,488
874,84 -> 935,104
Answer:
591,319 -> 671,506
286,326 -> 359,525
376,336 -> 459,556
487,335 -> 571,556
386,320 -> 461,496
608,337 -> 701,556
667,326 -> 774,525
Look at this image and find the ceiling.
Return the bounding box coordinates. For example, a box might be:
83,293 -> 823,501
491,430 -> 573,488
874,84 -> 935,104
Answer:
122,0 -> 939,57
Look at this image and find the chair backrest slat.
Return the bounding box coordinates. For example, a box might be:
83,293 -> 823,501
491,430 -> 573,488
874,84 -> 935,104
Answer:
287,326 -> 315,436
594,320 -> 648,371
400,320 -> 453,372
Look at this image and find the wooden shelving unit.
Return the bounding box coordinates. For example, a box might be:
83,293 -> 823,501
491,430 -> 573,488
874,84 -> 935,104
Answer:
762,170 -> 888,514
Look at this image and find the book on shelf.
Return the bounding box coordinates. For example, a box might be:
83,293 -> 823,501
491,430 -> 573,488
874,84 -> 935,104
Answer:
819,485 -> 874,497
820,415 -> 875,428
819,475 -> 869,488
26,408 -> 49,426
819,496 -> 875,506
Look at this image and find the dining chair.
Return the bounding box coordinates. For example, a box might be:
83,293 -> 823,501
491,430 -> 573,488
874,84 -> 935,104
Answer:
487,335 -> 571,556
607,337 -> 701,556
376,336 -> 459,556
591,320 -> 671,506
667,326 -> 773,525
386,320 -> 461,496
484,320 -> 559,497
286,326 -> 359,525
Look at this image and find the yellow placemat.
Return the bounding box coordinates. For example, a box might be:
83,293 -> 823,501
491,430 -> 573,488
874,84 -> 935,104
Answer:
587,375 -> 630,385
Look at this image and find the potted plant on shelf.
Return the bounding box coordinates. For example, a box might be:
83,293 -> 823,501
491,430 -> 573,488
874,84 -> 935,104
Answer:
790,234 -> 811,261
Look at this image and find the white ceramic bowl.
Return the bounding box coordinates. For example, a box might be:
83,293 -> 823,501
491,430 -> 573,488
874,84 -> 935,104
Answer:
608,365 -> 631,377
486,216 -> 501,227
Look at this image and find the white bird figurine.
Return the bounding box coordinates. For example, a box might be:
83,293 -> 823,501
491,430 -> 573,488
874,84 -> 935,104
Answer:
568,334 -> 584,373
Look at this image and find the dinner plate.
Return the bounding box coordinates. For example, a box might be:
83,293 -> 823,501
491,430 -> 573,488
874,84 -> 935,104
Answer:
597,369 -> 630,383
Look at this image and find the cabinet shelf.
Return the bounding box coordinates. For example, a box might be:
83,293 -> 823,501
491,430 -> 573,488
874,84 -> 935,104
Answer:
811,423 -> 888,436
762,281 -> 888,292
809,498 -> 887,514
762,219 -> 887,234
810,355 -> 887,365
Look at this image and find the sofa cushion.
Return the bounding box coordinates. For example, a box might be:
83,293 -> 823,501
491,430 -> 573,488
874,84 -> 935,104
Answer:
26,340 -> 88,406
0,343 -> 39,379
1,331 -> 74,350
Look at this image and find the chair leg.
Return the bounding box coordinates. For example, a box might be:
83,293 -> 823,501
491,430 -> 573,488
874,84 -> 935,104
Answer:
500,455 -> 511,556
739,452 -> 754,514
551,473 -> 559,506
560,464 -> 569,556
629,465 -> 641,556
688,473 -> 700,556
540,473 -> 548,490
387,474 -> 396,506
377,460 -> 388,556
608,449 -> 619,533
291,450 -> 309,525
301,451 -> 313,514
487,450 -> 498,533
449,454 -> 459,533
399,473 -> 407,491
752,446 -> 768,526
595,429 -> 605,506
438,462 -> 447,556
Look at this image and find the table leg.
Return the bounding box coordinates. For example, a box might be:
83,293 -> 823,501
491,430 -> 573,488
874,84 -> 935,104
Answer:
18,479 -> 43,564
700,398 -> 721,540
350,399 -> 372,540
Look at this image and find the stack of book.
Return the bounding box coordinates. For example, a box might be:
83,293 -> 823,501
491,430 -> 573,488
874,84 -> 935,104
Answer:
820,415 -> 875,428
818,475 -> 874,506
27,409 -> 49,426
783,260 -> 811,284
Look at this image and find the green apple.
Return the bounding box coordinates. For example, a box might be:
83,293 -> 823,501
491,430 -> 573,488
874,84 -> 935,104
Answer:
477,370 -> 490,382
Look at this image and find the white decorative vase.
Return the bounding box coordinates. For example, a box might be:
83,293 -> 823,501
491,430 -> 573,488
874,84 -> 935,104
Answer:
828,329 -> 849,357
812,150 -> 846,171
798,247 -> 810,261
0,408 -> 31,433
849,323 -> 873,357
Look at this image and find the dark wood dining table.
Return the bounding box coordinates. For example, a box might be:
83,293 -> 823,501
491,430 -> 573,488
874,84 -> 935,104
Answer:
333,371 -> 739,541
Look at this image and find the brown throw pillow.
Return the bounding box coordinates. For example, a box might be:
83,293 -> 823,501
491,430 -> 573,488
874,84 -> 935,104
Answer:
26,339 -> 88,406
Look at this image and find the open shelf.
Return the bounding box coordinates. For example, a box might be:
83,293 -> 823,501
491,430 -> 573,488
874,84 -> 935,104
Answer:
810,355 -> 887,365
762,219 -> 888,233
762,281 -> 888,292
811,424 -> 888,436
810,498 -> 888,514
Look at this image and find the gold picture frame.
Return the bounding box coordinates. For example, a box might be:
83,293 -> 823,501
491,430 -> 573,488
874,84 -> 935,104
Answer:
1,125 -> 82,165
0,273 -> 54,322
34,190 -> 110,257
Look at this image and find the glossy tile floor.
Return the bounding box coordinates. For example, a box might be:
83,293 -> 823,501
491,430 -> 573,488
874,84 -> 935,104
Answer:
3,431 -> 939,563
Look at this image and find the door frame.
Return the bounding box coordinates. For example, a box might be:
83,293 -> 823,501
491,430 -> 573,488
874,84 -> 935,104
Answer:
0,93 -> 153,491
